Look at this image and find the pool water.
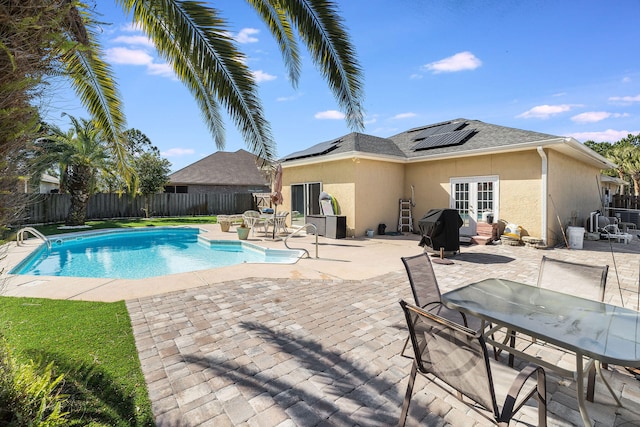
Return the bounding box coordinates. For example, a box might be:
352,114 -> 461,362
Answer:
10,228 -> 303,279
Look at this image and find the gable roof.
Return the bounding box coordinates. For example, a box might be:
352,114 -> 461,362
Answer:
169,149 -> 269,186
280,118 -> 614,169
280,132 -> 404,161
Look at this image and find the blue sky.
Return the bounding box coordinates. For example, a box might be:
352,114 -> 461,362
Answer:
44,1 -> 640,172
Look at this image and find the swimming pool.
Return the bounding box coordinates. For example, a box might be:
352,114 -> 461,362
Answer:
10,228 -> 304,279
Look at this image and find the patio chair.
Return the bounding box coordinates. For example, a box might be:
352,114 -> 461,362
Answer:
537,255 -> 608,301
400,253 -> 485,356
507,256 -> 608,400
398,300 -> 547,427
265,211 -> 290,236
242,210 -> 266,236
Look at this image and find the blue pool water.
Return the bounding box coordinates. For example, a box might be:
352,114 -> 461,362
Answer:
10,228 -> 303,279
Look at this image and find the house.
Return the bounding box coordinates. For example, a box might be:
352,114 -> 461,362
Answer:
278,118 -> 615,246
18,173 -> 60,194
165,149 -> 270,194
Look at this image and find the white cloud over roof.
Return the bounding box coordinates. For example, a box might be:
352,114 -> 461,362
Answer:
517,104 -> 577,119
315,110 -> 345,120
570,129 -> 640,143
422,51 -> 482,74
571,111 -> 629,123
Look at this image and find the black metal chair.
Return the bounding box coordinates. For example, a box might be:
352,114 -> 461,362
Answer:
398,300 -> 547,427
400,253 -> 485,357
401,253 -> 483,329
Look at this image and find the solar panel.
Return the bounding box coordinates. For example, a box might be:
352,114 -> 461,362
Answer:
281,138 -> 341,161
411,121 -> 466,141
411,129 -> 475,151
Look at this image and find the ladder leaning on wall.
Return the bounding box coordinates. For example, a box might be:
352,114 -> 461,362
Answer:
398,199 -> 413,232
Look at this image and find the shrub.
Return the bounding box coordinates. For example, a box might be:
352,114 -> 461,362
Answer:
0,336 -> 69,426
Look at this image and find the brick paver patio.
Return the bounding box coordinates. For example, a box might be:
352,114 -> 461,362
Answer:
126,237 -> 640,426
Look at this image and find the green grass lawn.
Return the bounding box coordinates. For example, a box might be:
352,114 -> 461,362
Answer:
0,217 -> 223,424
0,296 -> 154,426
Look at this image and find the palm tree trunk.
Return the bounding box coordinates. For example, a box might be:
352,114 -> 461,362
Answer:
65,165 -> 91,226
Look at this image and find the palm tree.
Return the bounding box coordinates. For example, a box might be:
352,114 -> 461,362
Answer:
33,116 -> 113,226
607,135 -> 640,196
59,0 -> 364,167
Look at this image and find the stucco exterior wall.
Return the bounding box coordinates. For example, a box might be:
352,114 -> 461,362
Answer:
406,150 -> 543,237
281,160 -> 356,235
281,158 -> 404,236
547,149 -> 603,244
354,159 -> 405,236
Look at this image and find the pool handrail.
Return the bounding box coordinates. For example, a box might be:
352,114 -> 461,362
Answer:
284,223 -> 318,259
16,227 -> 51,249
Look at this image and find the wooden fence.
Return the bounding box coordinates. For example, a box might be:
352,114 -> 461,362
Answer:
23,192 -> 255,224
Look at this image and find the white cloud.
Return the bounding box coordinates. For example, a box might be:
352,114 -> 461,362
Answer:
112,35 -> 154,48
236,28 -> 259,44
276,93 -> 303,102
315,110 -> 345,120
106,47 -> 153,65
105,47 -> 174,78
392,112 -> 417,120
516,104 -> 577,119
622,76 -> 632,83
609,94 -> 640,103
147,62 -> 174,78
571,111 -> 630,123
570,129 -> 640,143
161,148 -> 195,157
409,73 -> 423,80
252,70 -> 277,82
422,51 -> 482,74
552,92 -> 567,97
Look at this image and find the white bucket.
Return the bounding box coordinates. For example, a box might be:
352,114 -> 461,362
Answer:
567,226 -> 585,249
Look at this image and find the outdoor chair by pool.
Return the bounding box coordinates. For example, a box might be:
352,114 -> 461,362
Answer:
265,211 -> 290,236
398,300 -> 547,427
242,210 -> 266,236
400,253 -> 484,356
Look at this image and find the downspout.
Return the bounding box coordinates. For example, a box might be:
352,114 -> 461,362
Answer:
537,146 -> 548,245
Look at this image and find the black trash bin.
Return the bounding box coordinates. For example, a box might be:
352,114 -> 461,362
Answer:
377,223 -> 386,235
418,209 -> 463,253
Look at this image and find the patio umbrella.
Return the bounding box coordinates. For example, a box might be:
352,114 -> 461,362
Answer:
270,163 -> 283,239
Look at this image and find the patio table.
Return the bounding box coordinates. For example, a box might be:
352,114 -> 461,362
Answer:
441,278 -> 640,427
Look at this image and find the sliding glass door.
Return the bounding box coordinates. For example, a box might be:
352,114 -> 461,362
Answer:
290,182 -> 322,227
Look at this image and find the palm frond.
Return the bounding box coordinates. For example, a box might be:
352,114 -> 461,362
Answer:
246,0 -> 302,86
61,4 -> 130,175
120,0 -> 276,162
271,0 -> 364,130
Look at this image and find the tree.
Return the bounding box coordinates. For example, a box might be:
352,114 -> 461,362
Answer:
0,1 -> 76,233
53,1 -> 364,166
585,134 -> 640,195
134,152 -> 172,218
32,116 -> 111,226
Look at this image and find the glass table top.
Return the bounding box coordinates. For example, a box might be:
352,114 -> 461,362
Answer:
442,278 -> 640,365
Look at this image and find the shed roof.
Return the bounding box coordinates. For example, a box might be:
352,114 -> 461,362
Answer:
168,149 -> 269,186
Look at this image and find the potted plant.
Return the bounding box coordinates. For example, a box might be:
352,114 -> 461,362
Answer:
236,221 -> 250,240
219,220 -> 231,232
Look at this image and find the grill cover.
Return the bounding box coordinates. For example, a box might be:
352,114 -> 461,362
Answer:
418,209 -> 463,252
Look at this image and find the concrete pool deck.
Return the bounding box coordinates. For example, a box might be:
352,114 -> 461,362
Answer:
2,225 -> 640,425
1,225 -> 426,301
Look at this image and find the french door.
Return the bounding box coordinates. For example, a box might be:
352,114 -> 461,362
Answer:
290,182 -> 322,228
450,176 -> 499,235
